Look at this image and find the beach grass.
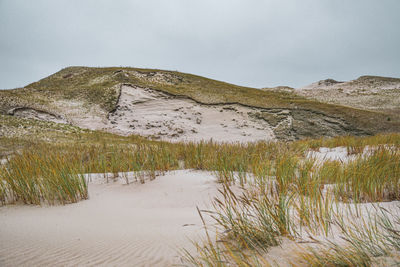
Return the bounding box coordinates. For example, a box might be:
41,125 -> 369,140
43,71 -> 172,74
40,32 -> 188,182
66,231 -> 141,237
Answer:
1,128 -> 400,265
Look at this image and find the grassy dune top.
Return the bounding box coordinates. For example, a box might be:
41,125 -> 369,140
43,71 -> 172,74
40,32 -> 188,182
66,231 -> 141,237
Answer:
25,66 -> 301,110
0,66 -> 399,135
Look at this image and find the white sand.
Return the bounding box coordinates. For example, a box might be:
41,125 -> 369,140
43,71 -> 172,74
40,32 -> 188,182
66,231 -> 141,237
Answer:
0,170 -> 219,267
306,145 -> 392,164
106,85 -> 276,142
306,146 -> 350,163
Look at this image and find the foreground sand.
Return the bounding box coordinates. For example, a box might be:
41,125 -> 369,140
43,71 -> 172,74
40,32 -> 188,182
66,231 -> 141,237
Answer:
0,170 -> 219,267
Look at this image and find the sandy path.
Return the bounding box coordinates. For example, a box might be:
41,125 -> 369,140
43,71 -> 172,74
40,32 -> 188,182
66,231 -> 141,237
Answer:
0,170 -> 219,267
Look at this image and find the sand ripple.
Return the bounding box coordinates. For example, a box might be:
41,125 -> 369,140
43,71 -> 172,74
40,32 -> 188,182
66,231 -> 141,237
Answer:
0,170 -> 218,266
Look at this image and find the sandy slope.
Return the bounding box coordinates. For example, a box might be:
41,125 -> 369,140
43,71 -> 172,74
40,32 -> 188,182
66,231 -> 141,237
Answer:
296,76 -> 400,112
106,85 -> 276,142
0,170 -> 219,267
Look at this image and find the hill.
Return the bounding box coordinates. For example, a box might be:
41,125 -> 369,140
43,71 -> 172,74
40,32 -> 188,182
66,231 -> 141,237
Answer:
1,67 -> 399,142
297,75 -> 400,115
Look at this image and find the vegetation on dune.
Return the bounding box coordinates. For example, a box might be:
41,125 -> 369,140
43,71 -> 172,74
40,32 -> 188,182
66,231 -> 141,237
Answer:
1,151 -> 87,205
334,147 -> 400,203
0,114 -> 86,140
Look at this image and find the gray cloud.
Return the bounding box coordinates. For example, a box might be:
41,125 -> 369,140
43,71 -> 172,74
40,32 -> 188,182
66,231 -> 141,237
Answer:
1,0 -> 399,89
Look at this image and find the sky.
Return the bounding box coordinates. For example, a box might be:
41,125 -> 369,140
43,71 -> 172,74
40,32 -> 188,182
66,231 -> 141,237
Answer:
0,0 -> 399,89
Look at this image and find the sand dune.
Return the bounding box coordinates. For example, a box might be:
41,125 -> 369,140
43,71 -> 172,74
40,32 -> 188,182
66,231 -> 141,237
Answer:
296,76 -> 400,112
0,170 -> 219,267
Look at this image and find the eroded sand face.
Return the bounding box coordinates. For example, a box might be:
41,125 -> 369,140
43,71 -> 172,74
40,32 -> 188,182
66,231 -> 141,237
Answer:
0,170 -> 219,267
107,85 -> 276,142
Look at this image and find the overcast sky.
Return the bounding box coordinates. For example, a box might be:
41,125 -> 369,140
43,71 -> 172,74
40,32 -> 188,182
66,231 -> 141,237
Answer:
1,0 -> 399,89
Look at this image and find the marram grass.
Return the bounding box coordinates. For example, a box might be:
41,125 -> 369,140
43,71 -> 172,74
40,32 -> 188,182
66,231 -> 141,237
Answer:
1,132 -> 400,265
1,150 -> 87,205
1,133 -> 399,206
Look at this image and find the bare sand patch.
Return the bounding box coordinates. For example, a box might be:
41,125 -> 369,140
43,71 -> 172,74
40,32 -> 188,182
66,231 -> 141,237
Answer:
106,85 -> 276,142
0,170 -> 219,267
